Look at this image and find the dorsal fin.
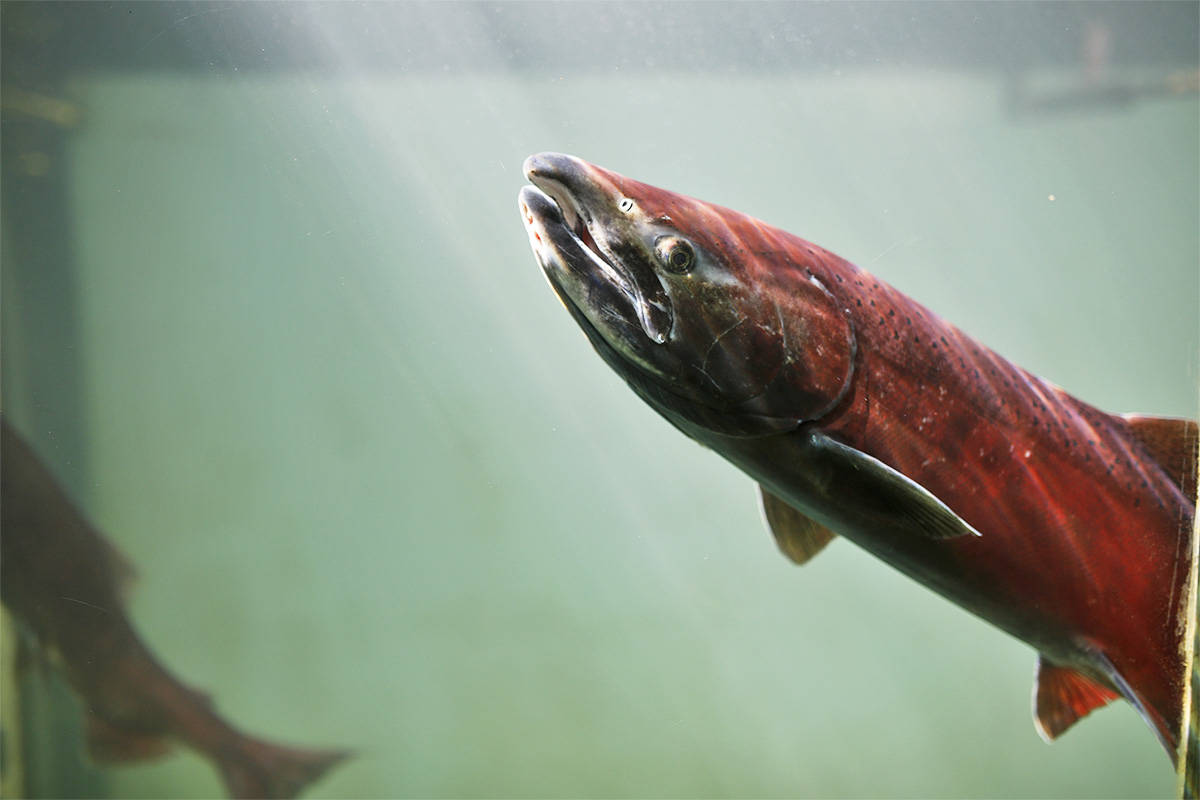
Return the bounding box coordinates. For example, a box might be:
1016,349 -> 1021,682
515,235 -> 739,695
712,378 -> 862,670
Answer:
759,487 -> 836,565
1033,656 -> 1119,741
1122,414 -> 1198,501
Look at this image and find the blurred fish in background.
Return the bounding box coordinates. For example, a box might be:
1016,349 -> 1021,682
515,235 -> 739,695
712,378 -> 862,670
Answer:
1007,10 -> 1199,116
1,418 -> 350,798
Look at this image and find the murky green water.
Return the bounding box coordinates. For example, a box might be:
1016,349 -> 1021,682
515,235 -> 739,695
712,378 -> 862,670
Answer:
3,4 -> 1197,798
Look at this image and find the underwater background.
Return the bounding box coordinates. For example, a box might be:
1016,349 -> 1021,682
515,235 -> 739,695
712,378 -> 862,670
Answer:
2,2 -> 1197,797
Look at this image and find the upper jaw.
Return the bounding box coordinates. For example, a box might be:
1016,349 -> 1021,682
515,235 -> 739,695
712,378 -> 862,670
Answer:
523,153 -> 590,232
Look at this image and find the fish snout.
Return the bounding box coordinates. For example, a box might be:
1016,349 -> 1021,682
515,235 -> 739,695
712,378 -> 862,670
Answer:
523,152 -> 589,187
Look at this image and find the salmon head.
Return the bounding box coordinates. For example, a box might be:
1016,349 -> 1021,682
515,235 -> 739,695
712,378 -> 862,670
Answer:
519,152 -> 856,437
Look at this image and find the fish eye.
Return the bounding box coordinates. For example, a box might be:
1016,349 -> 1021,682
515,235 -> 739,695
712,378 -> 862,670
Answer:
656,236 -> 695,274
618,198 -> 635,213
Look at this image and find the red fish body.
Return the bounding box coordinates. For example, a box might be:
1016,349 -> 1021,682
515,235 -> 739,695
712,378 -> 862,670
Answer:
1,418 -> 350,798
722,241 -> 1194,746
518,153 -> 1198,791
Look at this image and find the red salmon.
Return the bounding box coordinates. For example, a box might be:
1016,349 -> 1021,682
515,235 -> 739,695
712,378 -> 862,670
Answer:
519,153 -> 1198,794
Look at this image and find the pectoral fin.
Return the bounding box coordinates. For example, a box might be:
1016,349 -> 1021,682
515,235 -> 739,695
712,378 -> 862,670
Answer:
760,487 -> 836,565
805,431 -> 982,541
1033,657 -> 1118,741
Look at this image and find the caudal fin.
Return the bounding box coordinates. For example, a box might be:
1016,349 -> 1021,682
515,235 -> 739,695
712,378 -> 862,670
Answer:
1182,615 -> 1198,798
216,739 -> 351,799
1182,602 -> 1199,799
1177,418 -> 1199,799
1123,414 -> 1197,798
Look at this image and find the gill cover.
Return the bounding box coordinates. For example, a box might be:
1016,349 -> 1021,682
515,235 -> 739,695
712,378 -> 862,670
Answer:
642,270 -> 857,438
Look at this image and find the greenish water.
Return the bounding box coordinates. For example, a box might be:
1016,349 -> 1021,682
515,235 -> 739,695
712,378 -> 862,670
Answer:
3,9 -> 1198,799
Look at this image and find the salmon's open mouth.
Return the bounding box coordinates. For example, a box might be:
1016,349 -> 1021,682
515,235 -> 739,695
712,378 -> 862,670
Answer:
519,184 -> 638,310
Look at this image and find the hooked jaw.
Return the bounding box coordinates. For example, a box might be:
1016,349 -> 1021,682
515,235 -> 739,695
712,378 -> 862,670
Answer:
519,184 -> 631,301
519,180 -> 657,386
520,153 -> 673,345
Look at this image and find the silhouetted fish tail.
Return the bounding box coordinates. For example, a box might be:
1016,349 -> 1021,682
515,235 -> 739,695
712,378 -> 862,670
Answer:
216,738 -> 351,800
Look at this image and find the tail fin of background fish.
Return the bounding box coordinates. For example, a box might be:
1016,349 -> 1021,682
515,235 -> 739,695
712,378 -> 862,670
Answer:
0,417 -> 351,798
214,739 -> 351,800
85,709 -> 349,799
